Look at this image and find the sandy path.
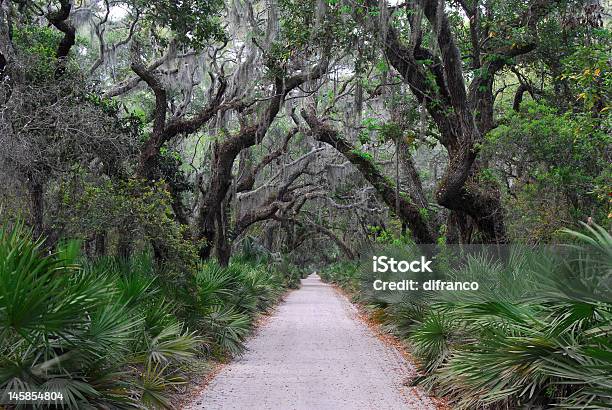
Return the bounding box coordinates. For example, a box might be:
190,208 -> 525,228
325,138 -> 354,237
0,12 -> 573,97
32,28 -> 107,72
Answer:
186,274 -> 434,410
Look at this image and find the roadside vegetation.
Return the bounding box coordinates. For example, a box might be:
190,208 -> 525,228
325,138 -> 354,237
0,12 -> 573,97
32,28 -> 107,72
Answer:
320,225 -> 612,409
0,221 -> 301,408
0,0 -> 610,408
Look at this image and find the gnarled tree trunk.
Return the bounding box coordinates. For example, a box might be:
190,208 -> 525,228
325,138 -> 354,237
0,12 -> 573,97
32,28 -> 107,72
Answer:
196,60 -> 329,259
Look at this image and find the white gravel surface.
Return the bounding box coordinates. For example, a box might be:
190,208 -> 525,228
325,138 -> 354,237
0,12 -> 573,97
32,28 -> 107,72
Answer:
186,273 -> 435,410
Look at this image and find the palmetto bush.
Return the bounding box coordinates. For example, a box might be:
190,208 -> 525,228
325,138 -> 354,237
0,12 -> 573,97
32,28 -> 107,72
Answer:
319,261 -> 361,293
321,225 -> 612,409
195,259 -> 286,356
272,256 -> 303,290
414,226 -> 612,409
0,222 -> 199,409
0,222 -> 296,408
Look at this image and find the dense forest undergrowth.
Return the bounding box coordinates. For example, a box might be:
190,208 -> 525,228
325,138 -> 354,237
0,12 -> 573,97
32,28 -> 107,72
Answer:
321,225 -> 612,409
0,222 -> 303,408
0,0 -> 610,408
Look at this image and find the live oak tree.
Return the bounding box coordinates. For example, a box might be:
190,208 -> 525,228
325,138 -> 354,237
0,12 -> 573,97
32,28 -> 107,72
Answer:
347,0 -> 567,243
0,2 -> 609,408
0,0 -> 609,262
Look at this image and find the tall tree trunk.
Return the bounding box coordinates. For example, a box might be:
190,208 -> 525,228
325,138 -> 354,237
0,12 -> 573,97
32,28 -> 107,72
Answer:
446,211 -> 473,244
396,137 -> 429,209
28,180 -> 44,240
0,1 -> 15,81
214,207 -> 231,267
195,60 -> 329,259
117,228 -> 132,261
197,140 -> 233,259
95,231 -> 106,257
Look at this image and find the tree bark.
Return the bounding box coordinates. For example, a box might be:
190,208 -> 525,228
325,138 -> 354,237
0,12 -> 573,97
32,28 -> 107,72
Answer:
196,60 -> 329,259
28,180 -> 44,240
302,108 -> 436,244
363,0 -> 535,243
396,137 -> 428,209
94,231 -> 106,257
274,216 -> 355,260
214,204 -> 231,267
0,1 -> 14,78
117,228 -> 132,261
47,0 -> 76,77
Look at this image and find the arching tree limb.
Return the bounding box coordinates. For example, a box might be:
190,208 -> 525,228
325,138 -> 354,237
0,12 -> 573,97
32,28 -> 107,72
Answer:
195,58 -> 329,259
273,215 -> 355,260
236,127 -> 298,193
130,49 -> 229,182
301,108 -> 435,244
47,0 -> 75,76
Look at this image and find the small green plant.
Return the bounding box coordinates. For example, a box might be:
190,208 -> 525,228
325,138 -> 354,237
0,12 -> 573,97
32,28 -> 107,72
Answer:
0,220 -> 297,408
350,148 -> 374,162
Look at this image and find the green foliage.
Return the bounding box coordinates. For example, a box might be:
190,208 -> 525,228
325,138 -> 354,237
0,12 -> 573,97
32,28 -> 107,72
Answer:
410,312 -> 459,374
357,117 -> 381,145
367,224 -> 413,247
560,29 -> 611,112
135,0 -> 226,48
356,119 -> 408,146
0,222 -> 199,408
349,148 -> 374,162
477,168 -> 497,184
12,26 -> 60,59
59,178 -> 199,270
276,0 -> 317,54
275,0 -> 357,59
0,221 -> 297,408
484,101 -> 611,241
12,26 -> 62,81
319,261 -> 361,294
272,256 -> 305,289
194,259 -> 289,356
320,225 -> 612,409
378,122 -> 404,142
158,147 -> 192,196
87,92 -> 146,139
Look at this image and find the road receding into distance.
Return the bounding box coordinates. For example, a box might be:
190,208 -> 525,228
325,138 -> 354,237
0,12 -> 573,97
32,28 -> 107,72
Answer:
187,274 -> 435,410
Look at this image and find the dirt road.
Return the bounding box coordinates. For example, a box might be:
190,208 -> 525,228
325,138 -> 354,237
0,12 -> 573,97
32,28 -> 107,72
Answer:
186,274 -> 434,409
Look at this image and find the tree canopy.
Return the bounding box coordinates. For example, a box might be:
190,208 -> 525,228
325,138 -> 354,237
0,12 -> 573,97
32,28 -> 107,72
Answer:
0,0 -> 609,261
